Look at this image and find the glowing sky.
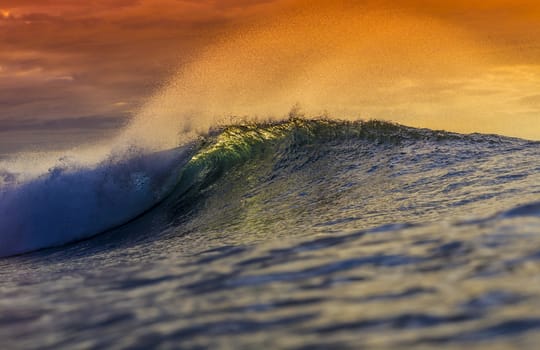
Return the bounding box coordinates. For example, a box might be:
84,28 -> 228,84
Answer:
1,0 -> 540,151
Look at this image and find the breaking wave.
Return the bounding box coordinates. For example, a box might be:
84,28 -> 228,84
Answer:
1,118 -> 537,257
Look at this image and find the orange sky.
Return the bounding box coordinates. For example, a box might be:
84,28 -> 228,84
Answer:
1,0 -> 540,149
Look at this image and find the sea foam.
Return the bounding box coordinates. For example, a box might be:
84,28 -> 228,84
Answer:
0,146 -> 193,257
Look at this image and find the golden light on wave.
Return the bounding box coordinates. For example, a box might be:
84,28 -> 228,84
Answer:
1,9 -> 10,18
125,0 -> 540,148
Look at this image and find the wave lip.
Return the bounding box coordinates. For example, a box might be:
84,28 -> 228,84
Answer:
0,146 -> 193,258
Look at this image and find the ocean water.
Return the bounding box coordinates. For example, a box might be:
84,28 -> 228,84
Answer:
2,118 -> 540,349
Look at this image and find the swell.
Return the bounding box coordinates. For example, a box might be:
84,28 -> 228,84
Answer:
0,118 -> 530,258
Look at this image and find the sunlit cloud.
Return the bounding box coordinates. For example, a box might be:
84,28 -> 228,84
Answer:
46,75 -> 74,82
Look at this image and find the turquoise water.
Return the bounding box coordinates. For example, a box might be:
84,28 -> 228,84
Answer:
2,119 -> 540,349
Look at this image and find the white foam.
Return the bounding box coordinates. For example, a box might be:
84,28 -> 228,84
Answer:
0,145 -> 193,257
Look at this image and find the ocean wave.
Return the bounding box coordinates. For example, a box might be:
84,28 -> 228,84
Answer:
0,119 -> 534,257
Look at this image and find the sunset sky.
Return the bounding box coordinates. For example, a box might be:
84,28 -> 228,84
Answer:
2,0 -> 540,153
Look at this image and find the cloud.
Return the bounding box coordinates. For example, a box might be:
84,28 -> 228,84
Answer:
518,94 -> 540,106
0,1 -> 295,153
0,115 -> 127,131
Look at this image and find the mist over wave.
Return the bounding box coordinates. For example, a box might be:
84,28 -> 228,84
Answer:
1,0 -> 538,260
0,0 -> 535,258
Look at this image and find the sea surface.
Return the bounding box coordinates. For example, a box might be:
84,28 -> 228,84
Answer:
2,119 -> 540,349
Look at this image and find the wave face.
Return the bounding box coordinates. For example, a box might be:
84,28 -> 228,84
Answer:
167,118 -> 540,239
2,119 -> 540,348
